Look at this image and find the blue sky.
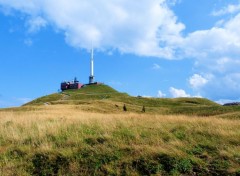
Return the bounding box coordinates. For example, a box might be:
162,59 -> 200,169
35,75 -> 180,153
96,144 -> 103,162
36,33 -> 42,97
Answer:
1,0 -> 240,107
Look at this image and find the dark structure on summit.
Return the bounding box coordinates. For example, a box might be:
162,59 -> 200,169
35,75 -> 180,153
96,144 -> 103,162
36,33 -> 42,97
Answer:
61,77 -> 83,91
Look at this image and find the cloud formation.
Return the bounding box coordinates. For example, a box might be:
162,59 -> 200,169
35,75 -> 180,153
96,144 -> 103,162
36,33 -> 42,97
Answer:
157,90 -> 166,97
183,5 -> 240,101
0,0 -> 185,58
152,63 -> 161,70
212,3 -> 240,16
27,16 -> 47,33
189,74 -> 209,89
1,0 -> 239,62
183,14 -> 240,60
169,87 -> 190,98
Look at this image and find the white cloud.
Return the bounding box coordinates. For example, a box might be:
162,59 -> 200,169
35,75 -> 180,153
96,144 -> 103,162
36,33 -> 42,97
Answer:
189,74 -> 209,89
167,0 -> 182,6
3,0 -> 239,61
181,11 -> 240,100
0,0 -> 185,58
152,63 -> 161,70
191,73 -> 240,100
169,87 -> 190,98
27,16 -> 47,33
212,3 -> 240,16
183,28 -> 239,59
157,90 -> 166,97
1,1 -> 240,62
184,12 -> 240,58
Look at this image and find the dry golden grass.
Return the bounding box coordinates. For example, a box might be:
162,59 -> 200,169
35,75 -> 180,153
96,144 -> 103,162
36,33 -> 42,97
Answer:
0,105 -> 239,175
0,105 -> 239,150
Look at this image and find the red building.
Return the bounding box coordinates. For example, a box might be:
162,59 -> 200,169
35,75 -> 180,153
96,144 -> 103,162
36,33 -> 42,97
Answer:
61,77 -> 83,91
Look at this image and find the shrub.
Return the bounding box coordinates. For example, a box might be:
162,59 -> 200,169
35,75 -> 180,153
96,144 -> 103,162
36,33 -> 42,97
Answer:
31,153 -> 52,175
235,169 -> 240,176
132,158 -> 162,175
73,148 -> 120,175
209,159 -> 230,175
156,154 -> 177,173
30,153 -> 69,175
155,154 -> 193,174
176,159 -> 193,173
84,137 -> 108,145
7,148 -> 26,159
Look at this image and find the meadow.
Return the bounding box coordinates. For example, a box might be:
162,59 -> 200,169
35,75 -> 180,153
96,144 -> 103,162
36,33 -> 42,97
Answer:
0,105 -> 239,175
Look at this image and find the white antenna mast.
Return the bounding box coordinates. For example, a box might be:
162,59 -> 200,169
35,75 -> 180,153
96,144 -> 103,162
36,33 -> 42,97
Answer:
89,44 -> 94,84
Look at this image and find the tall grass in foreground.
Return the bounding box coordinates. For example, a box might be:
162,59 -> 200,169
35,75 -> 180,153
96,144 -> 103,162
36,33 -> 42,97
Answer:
0,105 -> 239,175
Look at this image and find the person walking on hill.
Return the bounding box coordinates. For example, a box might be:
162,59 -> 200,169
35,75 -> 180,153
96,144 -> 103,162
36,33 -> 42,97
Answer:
142,105 -> 145,113
123,104 -> 127,111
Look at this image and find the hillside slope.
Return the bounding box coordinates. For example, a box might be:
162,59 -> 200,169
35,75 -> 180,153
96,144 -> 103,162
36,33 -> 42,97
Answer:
26,85 -> 216,105
0,105 -> 239,175
23,84 -> 240,117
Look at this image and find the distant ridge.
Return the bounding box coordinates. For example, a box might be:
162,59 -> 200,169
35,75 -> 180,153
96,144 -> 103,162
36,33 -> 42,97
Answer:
223,102 -> 240,106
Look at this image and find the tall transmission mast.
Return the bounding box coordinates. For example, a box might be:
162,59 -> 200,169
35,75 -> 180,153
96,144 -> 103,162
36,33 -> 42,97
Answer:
89,47 -> 94,84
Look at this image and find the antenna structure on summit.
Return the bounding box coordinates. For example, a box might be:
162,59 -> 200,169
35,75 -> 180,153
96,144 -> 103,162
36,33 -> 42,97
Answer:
89,47 -> 94,84
60,45 -> 102,91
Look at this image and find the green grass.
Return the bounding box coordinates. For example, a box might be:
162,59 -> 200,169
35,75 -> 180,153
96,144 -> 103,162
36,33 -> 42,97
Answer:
0,107 -> 239,175
23,84 -> 240,118
25,84 -> 216,106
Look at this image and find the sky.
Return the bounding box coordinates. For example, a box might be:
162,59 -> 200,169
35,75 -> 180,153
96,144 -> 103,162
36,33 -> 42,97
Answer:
1,0 -> 240,107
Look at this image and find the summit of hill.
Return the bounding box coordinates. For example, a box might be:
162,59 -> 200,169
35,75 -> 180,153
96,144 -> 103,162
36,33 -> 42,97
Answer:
22,84 -> 240,117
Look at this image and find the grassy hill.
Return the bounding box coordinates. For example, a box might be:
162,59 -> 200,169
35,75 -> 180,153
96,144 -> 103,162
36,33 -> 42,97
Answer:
0,84 -> 240,175
24,84 -> 240,117
25,84 -> 216,106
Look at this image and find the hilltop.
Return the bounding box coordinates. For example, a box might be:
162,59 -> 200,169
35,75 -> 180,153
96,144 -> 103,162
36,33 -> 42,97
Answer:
24,84 -> 240,117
